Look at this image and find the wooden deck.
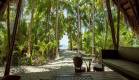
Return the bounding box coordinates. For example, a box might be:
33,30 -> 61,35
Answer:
55,71 -> 128,80
0,71 -> 128,80
0,51 -> 128,80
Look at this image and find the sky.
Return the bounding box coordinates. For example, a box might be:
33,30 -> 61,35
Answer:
59,9 -> 86,49
60,34 -> 69,49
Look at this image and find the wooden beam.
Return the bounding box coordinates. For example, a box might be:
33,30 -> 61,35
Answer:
4,0 -> 22,76
116,0 -> 120,49
113,0 -> 133,27
106,0 -> 117,49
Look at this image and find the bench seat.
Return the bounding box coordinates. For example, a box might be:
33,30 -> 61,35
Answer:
103,59 -> 139,80
102,47 -> 139,80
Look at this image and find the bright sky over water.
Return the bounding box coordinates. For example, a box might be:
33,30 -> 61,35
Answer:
60,34 -> 69,49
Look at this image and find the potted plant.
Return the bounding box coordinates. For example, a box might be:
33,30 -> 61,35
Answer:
73,56 -> 85,73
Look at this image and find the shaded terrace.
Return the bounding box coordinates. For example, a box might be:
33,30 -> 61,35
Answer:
0,0 -> 139,80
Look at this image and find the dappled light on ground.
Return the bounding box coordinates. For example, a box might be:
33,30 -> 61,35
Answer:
0,50 -> 111,80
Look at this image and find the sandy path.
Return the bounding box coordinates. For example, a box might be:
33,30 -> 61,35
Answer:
0,50 -> 111,80
0,50 -> 76,80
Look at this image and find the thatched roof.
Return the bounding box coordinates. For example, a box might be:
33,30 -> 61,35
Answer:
0,0 -> 17,13
113,0 -> 139,34
0,0 -> 7,13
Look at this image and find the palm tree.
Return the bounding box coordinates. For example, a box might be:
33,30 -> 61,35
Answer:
77,3 -> 81,53
54,0 -> 59,59
27,0 -> 35,64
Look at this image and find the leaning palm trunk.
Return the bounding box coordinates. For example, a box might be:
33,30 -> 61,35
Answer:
4,0 -> 22,76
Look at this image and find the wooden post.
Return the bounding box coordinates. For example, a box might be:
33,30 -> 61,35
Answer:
106,0 -> 117,49
4,0 -> 22,76
116,0 -> 120,49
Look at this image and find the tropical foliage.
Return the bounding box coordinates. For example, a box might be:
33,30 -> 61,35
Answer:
0,0 -> 138,66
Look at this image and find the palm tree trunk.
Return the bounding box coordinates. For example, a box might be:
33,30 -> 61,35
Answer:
28,0 -> 35,64
104,20 -> 108,49
70,37 -> 73,50
89,13 -> 93,54
69,21 -> 73,50
79,16 -> 82,50
4,0 -> 22,76
90,5 -> 95,55
92,21 -> 95,55
45,10 -> 50,55
55,1 -> 59,59
46,4 -> 51,43
70,30 -> 73,50
77,3 -> 80,54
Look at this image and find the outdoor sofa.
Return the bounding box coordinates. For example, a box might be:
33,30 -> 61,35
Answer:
102,47 -> 139,80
